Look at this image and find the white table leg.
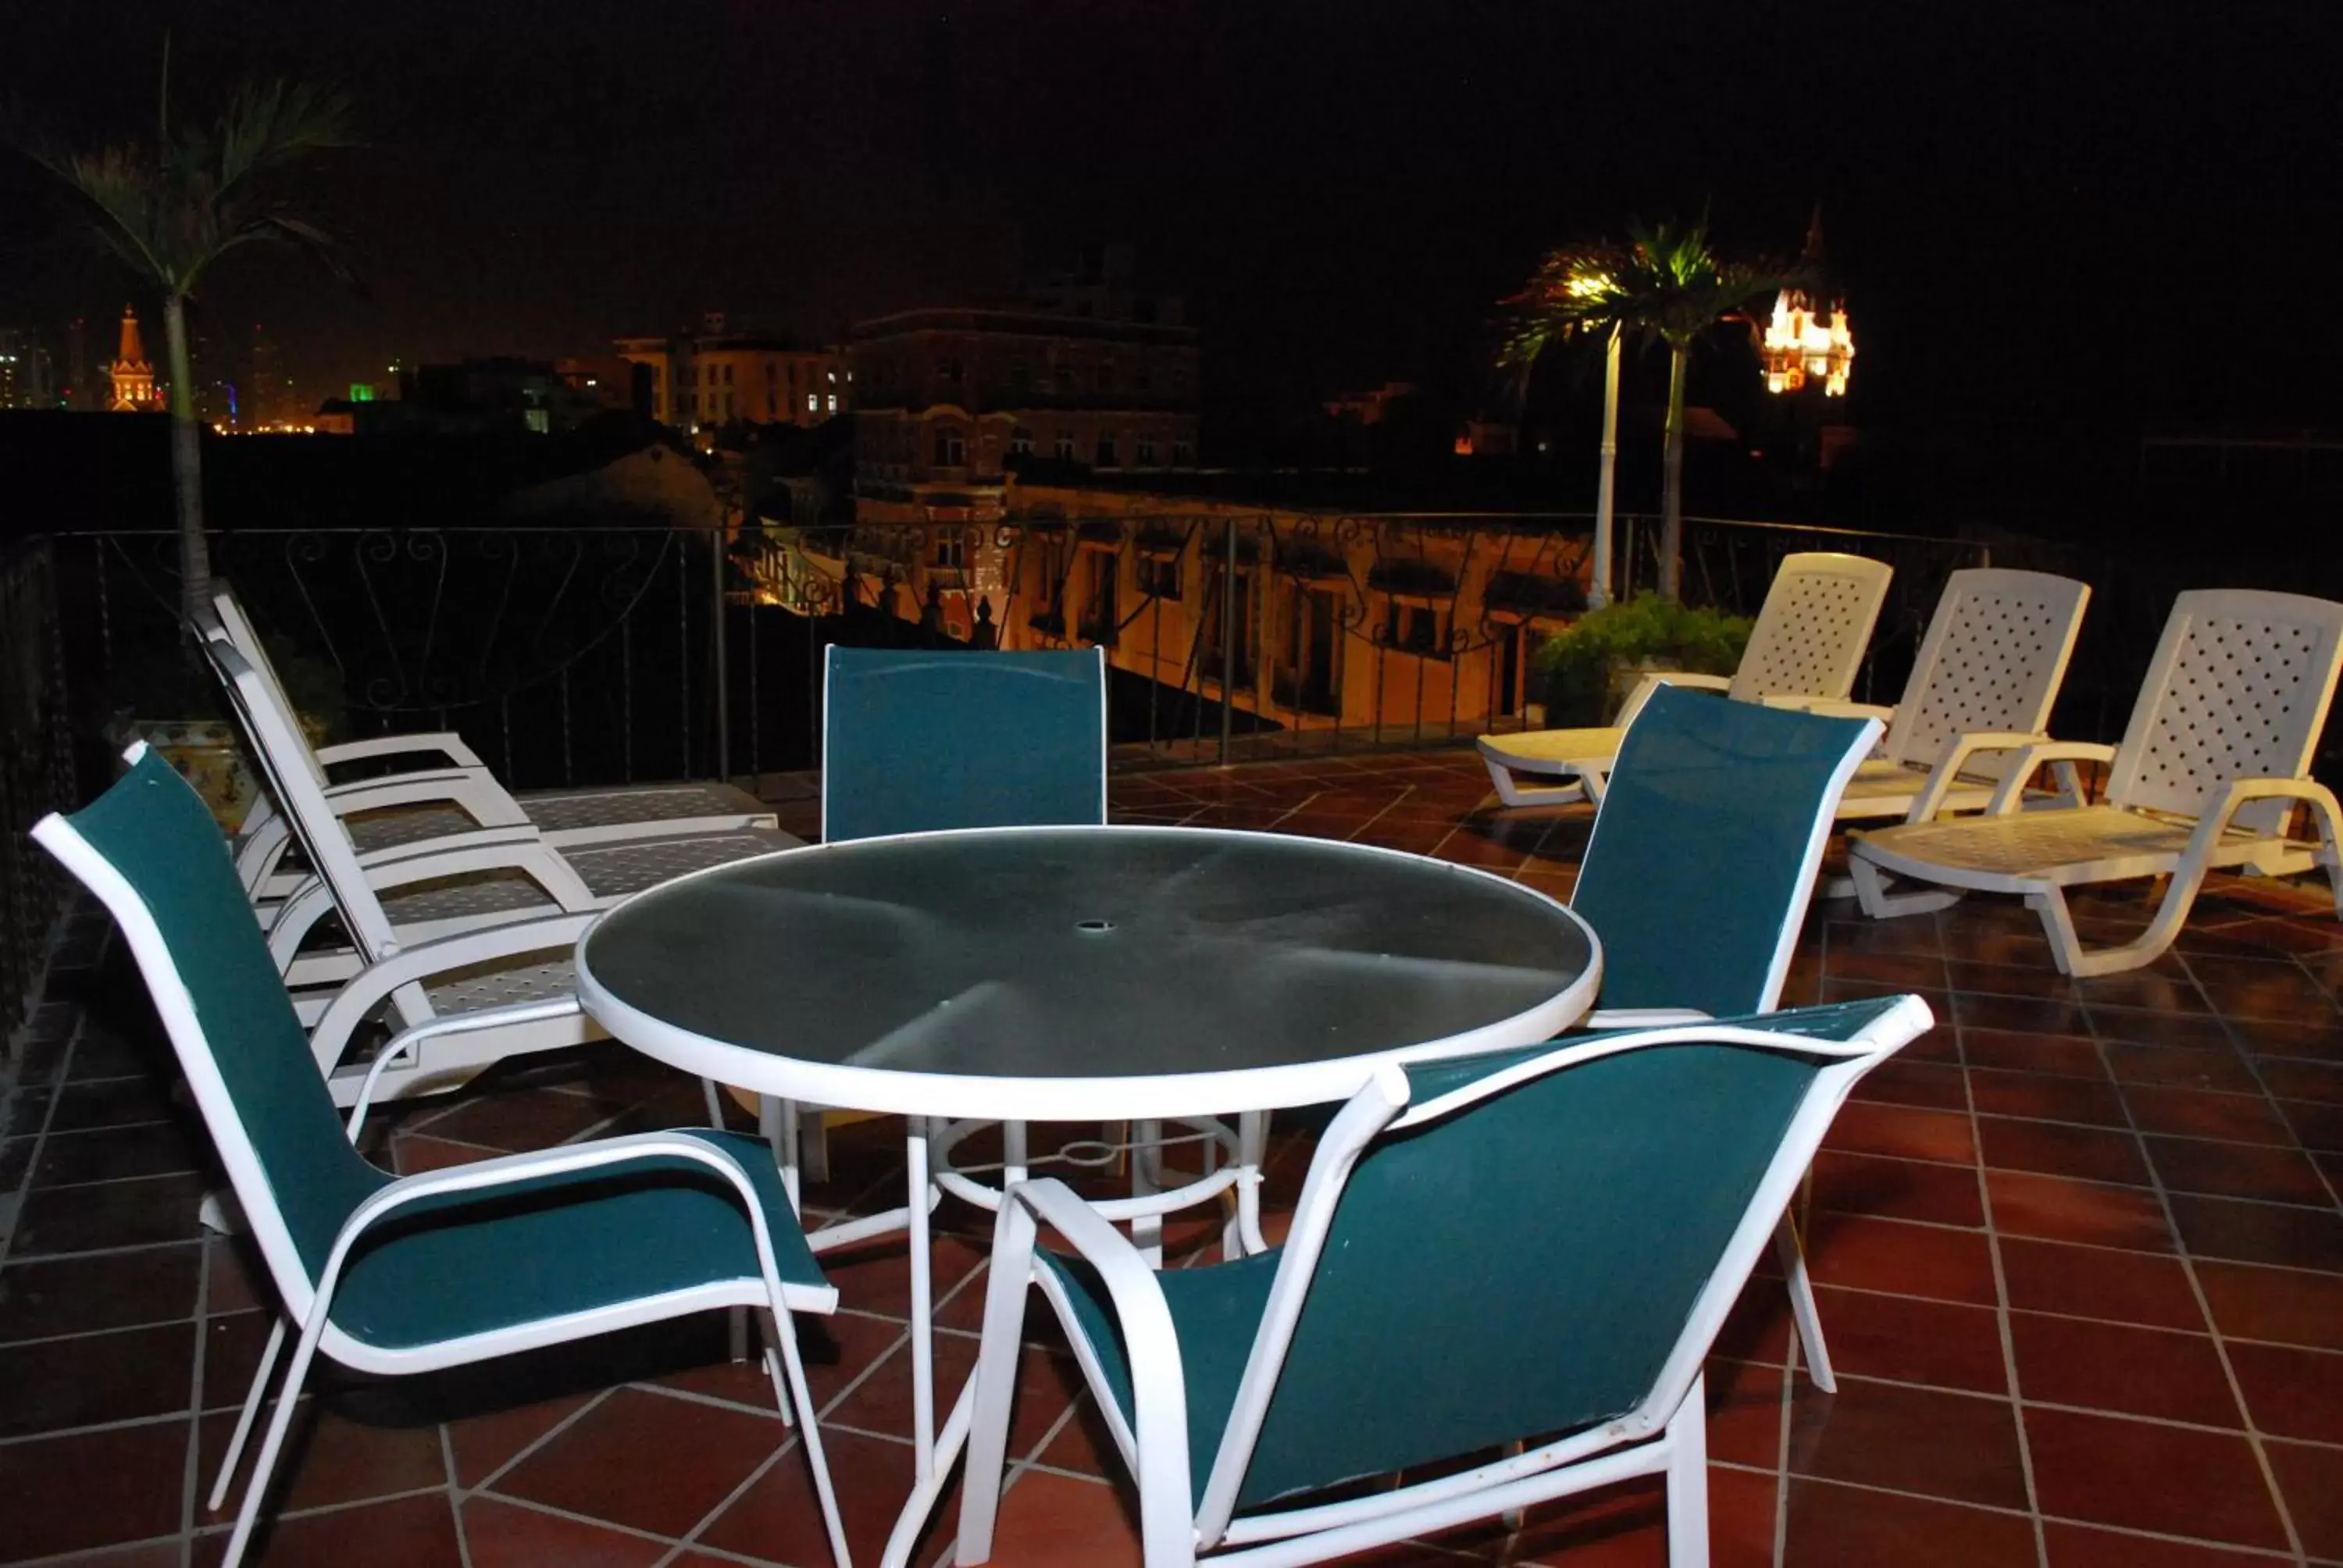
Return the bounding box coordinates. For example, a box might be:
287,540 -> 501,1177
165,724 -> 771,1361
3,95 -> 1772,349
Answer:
906,1116 -> 936,1484
883,1373 -> 978,1568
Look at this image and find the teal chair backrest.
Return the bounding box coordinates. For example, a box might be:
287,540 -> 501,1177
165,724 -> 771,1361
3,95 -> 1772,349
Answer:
821,647 -> 1108,843
38,750 -> 387,1286
1232,996 -> 1899,1509
1571,685 -> 1873,1016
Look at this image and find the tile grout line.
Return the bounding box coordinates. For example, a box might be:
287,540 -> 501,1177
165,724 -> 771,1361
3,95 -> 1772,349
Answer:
1942,913 -> 2052,1567
2095,946 -> 2307,1562
177,1224 -> 214,1566
0,1007 -> 82,1275
441,1421 -> 475,1568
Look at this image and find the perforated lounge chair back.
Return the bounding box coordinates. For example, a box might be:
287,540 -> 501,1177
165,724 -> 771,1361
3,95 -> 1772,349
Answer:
822,646 -> 1107,842
2103,590 -> 2343,831
1724,551 -> 1894,705
1189,995 -> 1925,1521
34,751 -> 388,1324
212,584 -> 333,793
1879,568 -> 2091,772
194,625 -> 407,968
1569,686 -> 1876,1017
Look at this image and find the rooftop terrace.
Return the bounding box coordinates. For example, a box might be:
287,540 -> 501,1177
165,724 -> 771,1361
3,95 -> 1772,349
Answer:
7,750 -> 2343,1566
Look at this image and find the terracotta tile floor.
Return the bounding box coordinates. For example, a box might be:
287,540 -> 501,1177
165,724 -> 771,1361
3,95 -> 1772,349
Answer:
9,747 -> 2343,1565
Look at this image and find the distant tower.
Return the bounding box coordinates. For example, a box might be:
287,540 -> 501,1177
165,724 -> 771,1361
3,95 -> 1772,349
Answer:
1760,209 -> 1855,399
107,305 -> 157,411
249,322 -> 285,428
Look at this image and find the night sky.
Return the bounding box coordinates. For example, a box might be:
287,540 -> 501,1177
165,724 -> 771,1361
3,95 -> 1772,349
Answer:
4,0 -> 2338,440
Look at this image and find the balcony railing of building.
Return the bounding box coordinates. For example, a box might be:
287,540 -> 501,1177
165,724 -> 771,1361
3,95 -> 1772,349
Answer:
22,508 -> 2307,895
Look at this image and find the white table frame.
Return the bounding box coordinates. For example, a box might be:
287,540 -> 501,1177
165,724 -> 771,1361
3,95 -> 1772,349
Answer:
575,824 -> 1603,1567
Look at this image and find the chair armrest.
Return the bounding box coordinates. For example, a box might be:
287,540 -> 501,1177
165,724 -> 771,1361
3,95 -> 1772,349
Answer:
1984,741 -> 2117,815
1582,1007 -> 1715,1030
1653,672 -> 1731,693
347,996 -> 583,1138
305,1131 -> 836,1330
2187,775 -> 2343,856
305,911 -> 597,1080
316,732 -> 486,772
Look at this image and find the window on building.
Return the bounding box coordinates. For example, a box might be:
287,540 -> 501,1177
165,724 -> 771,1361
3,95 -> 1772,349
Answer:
1095,433 -> 1118,468
826,393 -> 839,413
1097,362 -> 1116,394
933,427 -> 966,465
1172,437 -> 1195,466
1009,426 -> 1033,456
767,361 -> 778,382
1009,358 -> 1029,393
1136,362 -> 1154,391
1081,550 -> 1119,642
808,393 -> 819,413
933,533 -> 965,569
1385,601 -> 1450,658
1056,366 -> 1075,394
1135,434 -> 1159,466
1137,553 -> 1183,600
940,358 -> 964,386
722,363 -> 734,385
1054,428 -> 1076,461
686,391 -> 698,416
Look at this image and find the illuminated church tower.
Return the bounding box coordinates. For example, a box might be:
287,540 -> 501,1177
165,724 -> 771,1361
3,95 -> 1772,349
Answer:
107,305 -> 158,411
1760,212 -> 1854,398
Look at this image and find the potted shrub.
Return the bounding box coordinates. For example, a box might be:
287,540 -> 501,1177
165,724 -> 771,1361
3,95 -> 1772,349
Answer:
1530,593 -> 1753,728
100,631 -> 346,829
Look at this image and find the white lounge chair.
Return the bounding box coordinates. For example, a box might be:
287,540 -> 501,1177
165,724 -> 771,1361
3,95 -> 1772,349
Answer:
211,584 -> 780,901
195,616 -> 797,989
1850,589 -> 2343,977
1478,551 -> 1894,807
1801,568 -> 2093,824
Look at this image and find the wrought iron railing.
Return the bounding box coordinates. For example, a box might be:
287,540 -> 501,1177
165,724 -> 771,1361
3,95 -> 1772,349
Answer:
2,539 -> 75,1056
25,514 -> 2013,810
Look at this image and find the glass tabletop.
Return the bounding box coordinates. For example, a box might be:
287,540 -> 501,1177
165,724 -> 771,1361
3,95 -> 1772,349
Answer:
579,825 -> 1597,1110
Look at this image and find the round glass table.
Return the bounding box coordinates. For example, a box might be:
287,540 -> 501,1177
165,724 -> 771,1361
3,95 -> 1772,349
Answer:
576,823 -> 1601,1565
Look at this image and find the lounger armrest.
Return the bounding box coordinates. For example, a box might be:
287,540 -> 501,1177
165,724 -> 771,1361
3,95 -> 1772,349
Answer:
1984,740 -> 2117,815
319,768 -> 531,829
1904,731 -> 2050,821
1653,672 -> 1731,693
265,833 -> 595,972
305,911 -> 597,1081
347,996 -> 581,1137
315,732 -> 486,772
350,825 -> 543,869
2187,776 -> 2343,861
1775,697 -> 1895,722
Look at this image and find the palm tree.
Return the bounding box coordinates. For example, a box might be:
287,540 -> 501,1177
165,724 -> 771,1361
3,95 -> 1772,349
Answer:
17,50 -> 356,626
1505,219 -> 1793,600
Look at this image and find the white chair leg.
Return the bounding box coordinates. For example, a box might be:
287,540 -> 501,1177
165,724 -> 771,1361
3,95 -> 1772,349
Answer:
701,1078 -> 727,1129
765,1304 -> 850,1568
1664,1369 -> 1710,1567
223,1306 -> 331,1568
208,1317 -> 287,1511
199,1188 -> 244,1236
1483,751 -> 1589,809
1775,1212 -> 1834,1392
1849,853 -> 1961,919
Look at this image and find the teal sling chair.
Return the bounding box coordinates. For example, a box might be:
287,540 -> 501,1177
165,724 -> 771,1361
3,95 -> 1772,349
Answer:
34,749 -> 851,1568
767,645 -> 1259,1263
1568,685 -> 1882,1392
957,996 -> 1932,1567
